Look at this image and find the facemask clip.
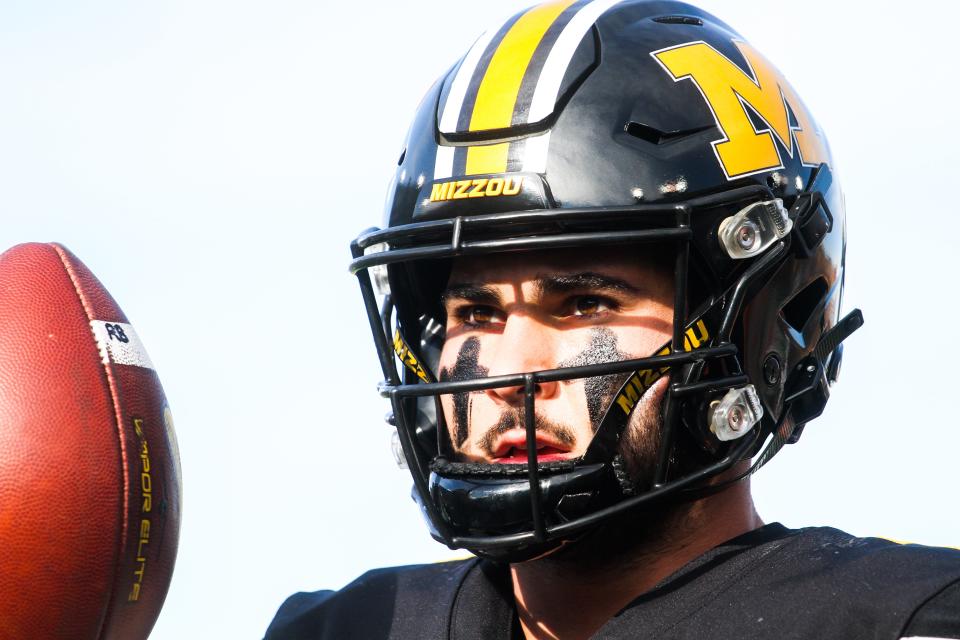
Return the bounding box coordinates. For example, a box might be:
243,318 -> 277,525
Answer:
709,384 -> 763,441
718,199 -> 792,259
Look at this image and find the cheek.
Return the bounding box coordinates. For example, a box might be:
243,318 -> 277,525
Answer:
437,339 -> 459,373
438,335 -> 488,373
438,393 -> 454,425
622,309 -> 674,355
618,330 -> 669,358
437,335 -> 493,451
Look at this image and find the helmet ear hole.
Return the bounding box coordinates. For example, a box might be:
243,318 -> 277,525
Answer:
781,277 -> 828,335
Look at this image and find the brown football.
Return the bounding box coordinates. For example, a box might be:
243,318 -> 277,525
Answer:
0,243 -> 181,639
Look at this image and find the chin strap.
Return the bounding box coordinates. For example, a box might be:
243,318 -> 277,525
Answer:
727,308 -> 865,484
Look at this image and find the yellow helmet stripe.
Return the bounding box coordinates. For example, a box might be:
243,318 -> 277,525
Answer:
464,0 -> 577,175
464,142 -> 512,176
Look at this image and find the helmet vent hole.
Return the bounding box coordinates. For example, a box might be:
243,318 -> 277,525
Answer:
625,121 -> 665,144
652,15 -> 703,26
781,277 -> 828,333
625,121 -> 715,145
398,148 -> 406,166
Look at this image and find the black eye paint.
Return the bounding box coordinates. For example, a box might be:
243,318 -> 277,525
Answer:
558,328 -> 630,430
438,336 -> 488,448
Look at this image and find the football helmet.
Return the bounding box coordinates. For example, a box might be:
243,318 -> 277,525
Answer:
350,0 -> 860,562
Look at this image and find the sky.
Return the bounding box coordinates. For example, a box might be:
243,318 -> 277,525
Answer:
2,1 -> 958,638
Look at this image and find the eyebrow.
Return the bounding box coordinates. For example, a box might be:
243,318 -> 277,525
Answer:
441,272 -> 641,306
535,272 -> 641,297
440,283 -> 502,306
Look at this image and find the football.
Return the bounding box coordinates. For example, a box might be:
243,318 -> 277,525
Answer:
0,243 -> 181,639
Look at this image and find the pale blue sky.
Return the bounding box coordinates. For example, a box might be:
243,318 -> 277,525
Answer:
2,1 -> 958,638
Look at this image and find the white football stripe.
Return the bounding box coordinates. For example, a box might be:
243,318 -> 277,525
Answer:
527,0 -> 623,125
91,320 -> 155,370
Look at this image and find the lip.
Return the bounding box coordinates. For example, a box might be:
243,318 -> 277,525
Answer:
490,429 -> 573,464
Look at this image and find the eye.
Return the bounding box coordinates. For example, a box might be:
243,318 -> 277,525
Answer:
572,296 -> 613,316
457,305 -> 504,327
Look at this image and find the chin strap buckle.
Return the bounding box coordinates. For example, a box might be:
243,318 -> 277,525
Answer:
781,356 -> 829,443
782,308 -> 864,443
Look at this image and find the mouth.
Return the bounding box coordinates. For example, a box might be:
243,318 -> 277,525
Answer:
490,429 -> 574,464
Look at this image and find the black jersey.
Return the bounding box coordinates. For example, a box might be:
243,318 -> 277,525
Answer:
265,524 -> 960,639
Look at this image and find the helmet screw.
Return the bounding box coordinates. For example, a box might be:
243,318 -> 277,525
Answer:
736,221 -> 759,250
806,364 -> 816,374
762,353 -> 781,386
727,404 -> 745,431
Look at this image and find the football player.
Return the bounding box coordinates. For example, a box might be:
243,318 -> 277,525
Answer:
266,1 -> 960,638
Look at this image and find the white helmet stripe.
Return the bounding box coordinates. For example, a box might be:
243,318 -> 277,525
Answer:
526,0 -> 623,125
435,24 -> 503,179
434,145 -> 456,180
438,29 -> 500,135
520,132 -> 551,174
435,0 -> 623,178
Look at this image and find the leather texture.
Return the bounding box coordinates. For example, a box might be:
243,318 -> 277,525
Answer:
0,243 -> 181,640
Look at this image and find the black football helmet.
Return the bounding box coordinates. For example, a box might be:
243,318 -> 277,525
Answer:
350,0 -> 861,562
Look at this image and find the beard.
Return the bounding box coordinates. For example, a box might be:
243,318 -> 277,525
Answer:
465,366 -> 693,489
618,374 -> 714,491
617,375 -> 669,489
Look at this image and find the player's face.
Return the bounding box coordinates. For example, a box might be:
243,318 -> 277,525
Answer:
438,246 -> 674,468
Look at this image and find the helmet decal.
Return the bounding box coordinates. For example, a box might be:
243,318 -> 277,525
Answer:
435,0 -> 624,179
393,329 -> 433,383
428,175 -> 525,202
612,319 -> 709,416
651,40 -> 829,180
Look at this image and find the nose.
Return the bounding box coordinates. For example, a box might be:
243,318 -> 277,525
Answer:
484,313 -> 559,407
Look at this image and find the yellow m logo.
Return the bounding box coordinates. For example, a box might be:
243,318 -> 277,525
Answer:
652,40 -> 828,179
